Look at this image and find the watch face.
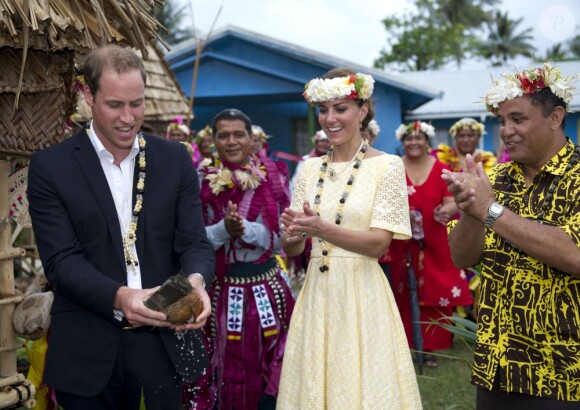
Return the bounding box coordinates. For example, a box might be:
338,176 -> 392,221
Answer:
490,203 -> 503,215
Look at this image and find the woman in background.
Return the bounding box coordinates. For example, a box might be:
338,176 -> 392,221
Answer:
389,121 -> 472,368
165,116 -> 202,167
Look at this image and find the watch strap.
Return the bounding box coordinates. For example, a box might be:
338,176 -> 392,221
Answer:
484,214 -> 496,228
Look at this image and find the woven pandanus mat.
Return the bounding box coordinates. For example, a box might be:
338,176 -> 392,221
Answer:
0,47 -> 77,156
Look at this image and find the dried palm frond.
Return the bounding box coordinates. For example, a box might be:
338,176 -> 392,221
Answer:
0,0 -> 166,56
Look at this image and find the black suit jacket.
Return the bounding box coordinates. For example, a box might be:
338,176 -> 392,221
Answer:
28,130 -> 215,396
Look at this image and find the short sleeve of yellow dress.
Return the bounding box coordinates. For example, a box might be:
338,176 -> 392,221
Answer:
370,154 -> 412,240
278,154 -> 423,410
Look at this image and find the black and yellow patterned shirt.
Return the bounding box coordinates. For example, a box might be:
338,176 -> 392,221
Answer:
464,139 -> 580,400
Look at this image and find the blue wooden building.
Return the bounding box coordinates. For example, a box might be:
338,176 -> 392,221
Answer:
165,25 -> 437,162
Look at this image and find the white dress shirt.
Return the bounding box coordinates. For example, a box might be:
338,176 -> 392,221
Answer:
88,123 -> 143,289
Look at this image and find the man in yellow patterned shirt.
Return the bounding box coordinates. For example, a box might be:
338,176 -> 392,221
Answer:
443,62 -> 580,408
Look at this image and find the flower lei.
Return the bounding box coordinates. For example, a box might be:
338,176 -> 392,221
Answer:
200,155 -> 291,277
303,73 -> 374,104
395,121 -> 435,140
448,118 -> 485,138
124,134 -> 146,270
432,143 -> 496,173
485,62 -> 578,113
202,157 -> 267,195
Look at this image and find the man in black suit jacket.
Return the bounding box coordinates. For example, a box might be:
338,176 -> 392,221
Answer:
27,44 -> 215,409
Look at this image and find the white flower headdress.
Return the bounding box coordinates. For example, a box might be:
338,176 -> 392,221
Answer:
312,130 -> 328,142
251,125 -> 271,142
395,121 -> 435,140
303,73 -> 374,104
166,116 -> 190,136
196,125 -> 212,141
448,118 -> 485,138
485,62 -> 578,113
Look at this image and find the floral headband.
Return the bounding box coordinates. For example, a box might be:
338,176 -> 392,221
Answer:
395,121 -> 435,140
312,130 -> 328,142
485,62 -> 577,113
448,118 -> 485,138
303,73 -> 374,104
167,116 -> 190,136
196,125 -> 212,142
251,125 -> 271,142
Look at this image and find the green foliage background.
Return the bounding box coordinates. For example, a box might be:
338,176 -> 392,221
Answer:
374,0 -> 579,71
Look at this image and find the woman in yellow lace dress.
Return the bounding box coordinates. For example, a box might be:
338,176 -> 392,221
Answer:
277,68 -> 422,409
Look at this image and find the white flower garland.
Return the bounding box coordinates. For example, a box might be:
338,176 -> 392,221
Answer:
304,73 -> 374,104
485,62 -> 578,113
251,125 -> 271,142
196,125 -> 212,141
204,158 -> 266,195
166,116 -> 190,136
448,118 -> 485,138
395,121 -> 435,140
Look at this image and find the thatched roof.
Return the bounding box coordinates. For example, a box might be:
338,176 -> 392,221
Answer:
0,0 -> 177,156
0,0 -> 168,57
76,41 -> 190,125
142,44 -> 190,123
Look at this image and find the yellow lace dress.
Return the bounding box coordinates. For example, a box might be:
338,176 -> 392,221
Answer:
278,154 -> 422,409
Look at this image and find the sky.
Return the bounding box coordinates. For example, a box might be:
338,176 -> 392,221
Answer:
176,0 -> 579,70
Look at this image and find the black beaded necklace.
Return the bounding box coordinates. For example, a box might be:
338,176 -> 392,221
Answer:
314,139 -> 369,272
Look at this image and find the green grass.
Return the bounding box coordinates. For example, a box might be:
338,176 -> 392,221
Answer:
415,340 -> 476,410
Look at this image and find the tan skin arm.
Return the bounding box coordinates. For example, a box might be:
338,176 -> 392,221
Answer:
281,224 -> 307,257
446,213 -> 486,269
442,155 -> 580,276
281,201 -> 393,259
433,196 -> 458,225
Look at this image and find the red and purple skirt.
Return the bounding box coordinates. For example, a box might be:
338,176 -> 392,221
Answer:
185,258 -> 295,409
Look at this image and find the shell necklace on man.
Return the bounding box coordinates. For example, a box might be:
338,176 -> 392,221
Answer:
314,139 -> 369,272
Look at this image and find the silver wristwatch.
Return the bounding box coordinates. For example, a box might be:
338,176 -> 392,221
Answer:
188,272 -> 206,289
484,202 -> 504,228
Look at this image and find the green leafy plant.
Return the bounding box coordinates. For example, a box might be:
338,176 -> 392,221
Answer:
428,315 -> 477,343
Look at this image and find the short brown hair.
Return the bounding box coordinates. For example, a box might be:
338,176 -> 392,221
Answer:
82,44 -> 146,95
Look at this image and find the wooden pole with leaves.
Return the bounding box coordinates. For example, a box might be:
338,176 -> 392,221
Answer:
186,2 -> 222,125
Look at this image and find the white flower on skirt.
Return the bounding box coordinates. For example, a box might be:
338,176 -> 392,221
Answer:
439,297 -> 450,307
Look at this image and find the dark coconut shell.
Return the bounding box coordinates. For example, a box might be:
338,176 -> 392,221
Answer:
163,291 -> 203,324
